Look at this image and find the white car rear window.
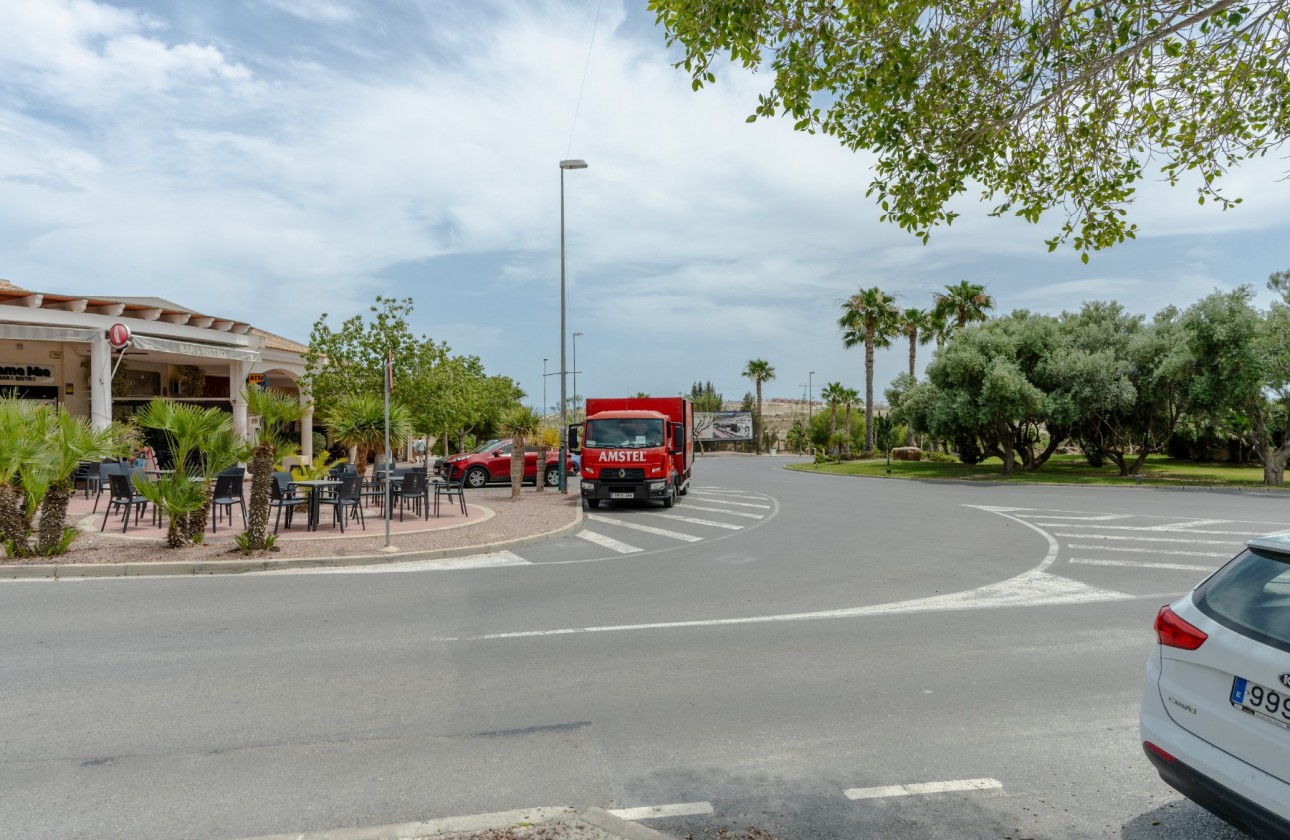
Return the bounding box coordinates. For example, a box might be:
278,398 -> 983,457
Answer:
1197,548 -> 1290,652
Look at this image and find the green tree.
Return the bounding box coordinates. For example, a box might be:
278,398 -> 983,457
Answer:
839,386 -> 861,455
323,392 -> 414,478
649,0 -> 1289,257
30,408 -> 129,555
742,359 -> 776,453
242,388 -> 305,551
820,382 -> 846,449
934,281 -> 996,331
839,287 -> 899,454
689,381 -> 724,413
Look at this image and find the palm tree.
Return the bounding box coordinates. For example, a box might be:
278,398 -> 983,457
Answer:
926,307 -> 952,353
839,287 -> 899,455
820,382 -> 846,450
741,359 -> 776,453
323,392 -> 412,478
32,407 -> 129,554
243,388 -> 306,551
897,308 -> 931,380
933,280 -> 995,330
0,398 -> 53,555
499,406 -> 542,501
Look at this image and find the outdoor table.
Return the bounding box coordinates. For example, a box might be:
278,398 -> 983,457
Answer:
288,478 -> 339,532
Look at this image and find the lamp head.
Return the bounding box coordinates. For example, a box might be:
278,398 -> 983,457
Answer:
560,159 -> 588,170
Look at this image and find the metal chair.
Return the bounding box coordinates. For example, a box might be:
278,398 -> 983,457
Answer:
101,472 -> 148,533
211,474 -> 246,533
91,462 -> 124,513
433,472 -> 467,517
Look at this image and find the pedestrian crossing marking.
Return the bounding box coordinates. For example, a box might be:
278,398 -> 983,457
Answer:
676,504 -> 764,519
576,530 -> 643,554
586,513 -> 703,542
1070,558 -> 1216,572
687,496 -> 771,509
1067,544 -> 1232,558
1053,533 -> 1237,546
642,512 -> 743,530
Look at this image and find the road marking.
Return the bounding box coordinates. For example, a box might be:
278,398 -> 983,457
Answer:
1054,533 -> 1237,546
576,531 -> 643,554
677,504 -> 764,519
1067,544 -> 1232,558
1014,514 -> 1128,521
610,802 -> 714,820
1141,518 -> 1230,531
1070,558 -> 1216,572
586,514 -> 703,542
687,497 -> 771,509
845,778 -> 1002,800
643,512 -> 743,530
1035,523 -> 1252,535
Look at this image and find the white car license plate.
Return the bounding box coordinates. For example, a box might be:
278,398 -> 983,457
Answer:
610,492 -> 633,499
1231,677 -> 1290,731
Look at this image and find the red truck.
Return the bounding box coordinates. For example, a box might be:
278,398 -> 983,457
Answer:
574,396 -> 693,509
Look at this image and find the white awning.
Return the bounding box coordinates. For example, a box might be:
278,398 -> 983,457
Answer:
129,334 -> 260,362
0,324 -> 101,342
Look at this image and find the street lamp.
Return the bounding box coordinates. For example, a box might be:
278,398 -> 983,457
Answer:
808,370 -> 815,455
572,331 -> 584,421
543,358 -> 548,420
559,158 -> 588,493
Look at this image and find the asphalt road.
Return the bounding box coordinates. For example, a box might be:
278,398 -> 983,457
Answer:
1,456 -> 1279,840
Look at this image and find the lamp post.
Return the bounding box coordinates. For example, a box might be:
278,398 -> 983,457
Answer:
543,358 -> 548,420
572,331 -> 584,421
559,158 -> 588,493
808,370 -> 815,454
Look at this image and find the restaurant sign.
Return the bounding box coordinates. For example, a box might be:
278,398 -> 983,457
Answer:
0,362 -> 56,385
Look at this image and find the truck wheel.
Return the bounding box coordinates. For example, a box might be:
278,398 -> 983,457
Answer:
662,488 -> 675,508
544,465 -> 560,487
464,467 -> 490,489
584,498 -> 600,510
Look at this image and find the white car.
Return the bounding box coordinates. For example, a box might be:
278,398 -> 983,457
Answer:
1141,534 -> 1290,838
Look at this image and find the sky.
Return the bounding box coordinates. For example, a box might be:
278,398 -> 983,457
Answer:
3,0 -> 1290,412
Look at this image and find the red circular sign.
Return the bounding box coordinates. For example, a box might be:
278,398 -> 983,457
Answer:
107,323 -> 131,350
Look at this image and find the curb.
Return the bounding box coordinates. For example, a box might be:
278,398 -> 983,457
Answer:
0,503 -> 584,580
228,806 -> 675,840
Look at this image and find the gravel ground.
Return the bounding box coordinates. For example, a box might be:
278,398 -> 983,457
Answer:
1,487 -> 582,566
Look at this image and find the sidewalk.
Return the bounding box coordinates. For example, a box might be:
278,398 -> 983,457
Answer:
0,482 -> 583,579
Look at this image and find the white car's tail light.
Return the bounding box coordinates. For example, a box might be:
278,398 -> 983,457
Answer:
1155,605 -> 1208,650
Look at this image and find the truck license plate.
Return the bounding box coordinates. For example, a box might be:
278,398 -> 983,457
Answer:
1231,677 -> 1290,731
610,492 -> 633,499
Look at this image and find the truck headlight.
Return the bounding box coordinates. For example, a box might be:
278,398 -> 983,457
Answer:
582,481 -> 596,491
648,481 -> 665,492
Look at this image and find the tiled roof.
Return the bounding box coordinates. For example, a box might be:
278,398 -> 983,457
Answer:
250,327 -> 309,354
0,279 -> 27,292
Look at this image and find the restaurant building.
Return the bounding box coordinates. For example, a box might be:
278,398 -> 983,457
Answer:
0,278 -> 316,462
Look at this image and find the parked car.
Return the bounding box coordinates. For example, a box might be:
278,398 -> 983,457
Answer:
437,438 -> 575,488
1140,533 -> 1290,838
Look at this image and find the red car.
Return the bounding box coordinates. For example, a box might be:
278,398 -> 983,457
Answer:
438,438 -> 575,488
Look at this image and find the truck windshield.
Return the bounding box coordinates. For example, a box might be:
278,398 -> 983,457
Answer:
585,418 -> 665,448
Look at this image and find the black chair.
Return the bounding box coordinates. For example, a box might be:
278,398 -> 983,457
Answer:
395,472 -> 427,521
269,476 -> 305,533
433,472 -> 467,517
211,474 -> 246,533
323,475 -> 365,532
91,462 -> 124,513
101,472 -> 148,533
73,462 -> 96,498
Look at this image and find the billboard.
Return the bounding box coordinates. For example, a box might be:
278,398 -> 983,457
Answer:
696,411 -> 754,442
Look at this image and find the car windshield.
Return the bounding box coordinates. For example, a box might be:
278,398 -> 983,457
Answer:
470,439 -> 500,454
585,418 -> 665,448
1196,547 -> 1290,652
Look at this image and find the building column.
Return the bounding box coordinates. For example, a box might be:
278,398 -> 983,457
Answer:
299,392 -> 313,466
89,333 -> 112,430
230,360 -> 254,442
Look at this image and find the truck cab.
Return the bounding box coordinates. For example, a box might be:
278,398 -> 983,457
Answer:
575,397 -> 693,509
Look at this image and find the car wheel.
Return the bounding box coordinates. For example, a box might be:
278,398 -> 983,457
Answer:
464,467 -> 489,489
544,465 -> 560,487
584,498 -> 600,510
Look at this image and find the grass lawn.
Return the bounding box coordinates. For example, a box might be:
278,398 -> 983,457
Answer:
786,452 -> 1285,488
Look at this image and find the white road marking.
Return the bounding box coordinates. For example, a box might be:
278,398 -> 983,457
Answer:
1054,533 -> 1237,546
687,497 -> 771,509
676,504 -> 764,519
845,778 -> 1002,800
576,530 -> 643,554
1014,514 -> 1128,521
1141,519 -> 1231,531
1067,544 -> 1232,558
586,514 -> 703,542
1035,523 -> 1253,535
609,802 -> 714,820
258,551 -> 530,574
642,512 -> 743,530
1070,558 -> 1217,572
